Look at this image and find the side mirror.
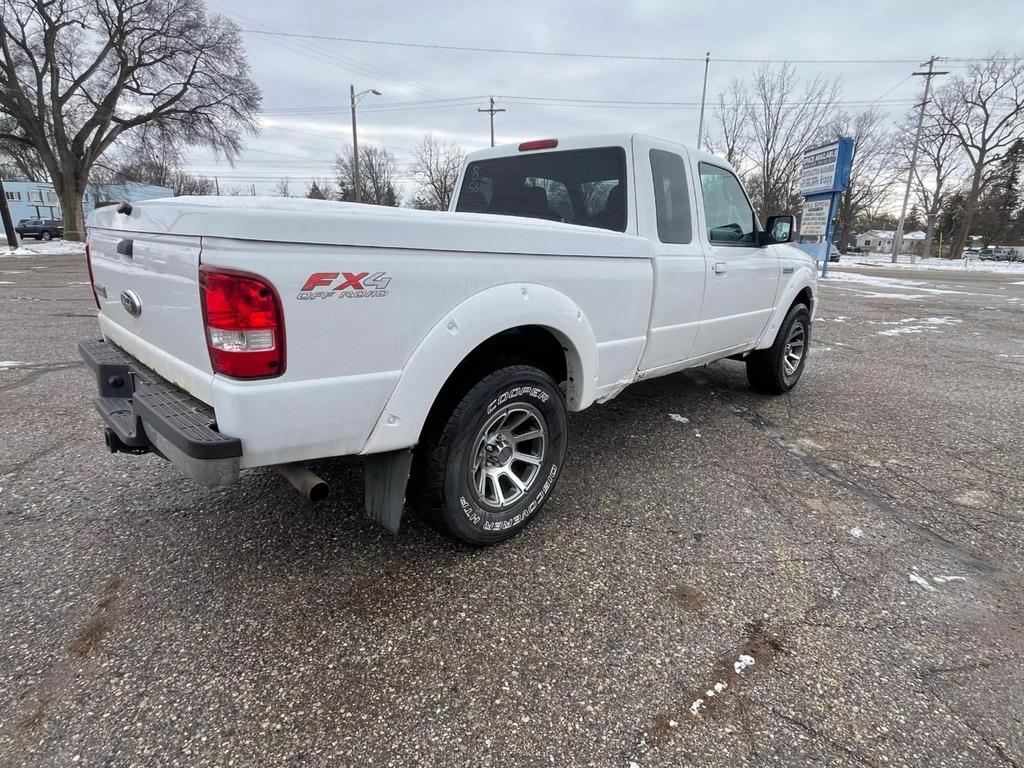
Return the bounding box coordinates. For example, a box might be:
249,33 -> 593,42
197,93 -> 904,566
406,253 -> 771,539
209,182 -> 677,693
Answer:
759,214 -> 795,246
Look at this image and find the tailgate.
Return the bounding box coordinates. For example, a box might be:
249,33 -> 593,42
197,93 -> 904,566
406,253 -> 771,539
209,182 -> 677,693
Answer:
88,227 -> 214,401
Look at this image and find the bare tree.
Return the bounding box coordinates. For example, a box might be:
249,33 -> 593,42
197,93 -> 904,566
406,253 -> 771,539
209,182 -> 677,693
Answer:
409,132 -> 465,210
936,54 -> 1024,257
172,172 -> 213,196
306,177 -> 333,200
335,144 -> 400,206
0,0 -> 260,239
710,79 -> 751,172
901,107 -> 966,258
273,178 -> 291,197
90,129 -> 214,196
744,63 -> 841,218
824,107 -> 900,251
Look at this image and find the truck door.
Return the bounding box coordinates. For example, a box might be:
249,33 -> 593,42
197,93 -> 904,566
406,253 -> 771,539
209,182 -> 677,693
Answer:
634,137 -> 706,373
691,161 -> 779,357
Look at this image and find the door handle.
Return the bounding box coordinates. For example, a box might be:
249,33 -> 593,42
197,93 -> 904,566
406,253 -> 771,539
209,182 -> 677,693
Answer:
713,262 -> 727,275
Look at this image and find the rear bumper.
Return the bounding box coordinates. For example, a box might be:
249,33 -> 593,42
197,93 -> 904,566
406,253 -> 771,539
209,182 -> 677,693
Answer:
79,339 -> 241,487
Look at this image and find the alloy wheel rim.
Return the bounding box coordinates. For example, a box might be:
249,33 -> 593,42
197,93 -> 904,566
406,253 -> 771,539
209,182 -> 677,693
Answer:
469,405 -> 547,509
783,322 -> 806,378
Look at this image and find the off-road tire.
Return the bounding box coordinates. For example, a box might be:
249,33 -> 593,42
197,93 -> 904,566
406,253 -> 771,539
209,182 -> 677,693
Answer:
410,365 -> 568,545
746,303 -> 811,395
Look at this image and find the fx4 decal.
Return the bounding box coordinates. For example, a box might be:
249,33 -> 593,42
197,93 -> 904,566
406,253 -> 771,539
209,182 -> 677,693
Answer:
297,271 -> 392,300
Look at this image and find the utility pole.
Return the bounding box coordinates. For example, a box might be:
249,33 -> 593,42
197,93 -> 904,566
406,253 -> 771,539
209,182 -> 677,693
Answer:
696,51 -> 711,150
214,176 -> 220,195
0,177 -> 18,249
891,55 -> 947,264
478,97 -> 506,147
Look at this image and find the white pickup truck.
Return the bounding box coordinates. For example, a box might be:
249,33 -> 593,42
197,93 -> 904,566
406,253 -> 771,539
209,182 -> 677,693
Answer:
80,134 -> 817,544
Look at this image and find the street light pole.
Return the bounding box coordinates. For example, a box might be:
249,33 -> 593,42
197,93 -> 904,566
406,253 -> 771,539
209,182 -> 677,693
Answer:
696,51 -> 711,150
349,84 -> 382,204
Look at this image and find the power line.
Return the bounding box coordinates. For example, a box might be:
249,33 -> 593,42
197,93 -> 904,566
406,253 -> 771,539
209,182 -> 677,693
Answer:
240,30 -> 1009,65
211,5 -> 450,99
263,96 -> 485,115
262,96 -> 917,117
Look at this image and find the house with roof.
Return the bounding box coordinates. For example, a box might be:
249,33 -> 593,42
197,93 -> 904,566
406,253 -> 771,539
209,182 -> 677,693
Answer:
854,229 -> 927,254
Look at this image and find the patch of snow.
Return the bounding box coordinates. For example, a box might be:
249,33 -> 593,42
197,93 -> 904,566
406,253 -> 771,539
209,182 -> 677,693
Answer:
831,586 -> 842,599
733,655 -> 755,674
693,430 -> 702,438
0,281 -> 13,285
688,674 -> 734,718
1,241 -> 86,258
1012,280 -> 1024,285
668,413 -> 689,424
0,361 -> 28,369
877,317 -> 961,337
849,527 -> 864,538
932,575 -> 966,584
823,271 -> 970,295
908,573 -> 936,591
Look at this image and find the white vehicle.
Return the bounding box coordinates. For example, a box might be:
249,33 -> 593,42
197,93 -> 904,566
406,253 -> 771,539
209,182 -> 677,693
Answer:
80,134 -> 817,544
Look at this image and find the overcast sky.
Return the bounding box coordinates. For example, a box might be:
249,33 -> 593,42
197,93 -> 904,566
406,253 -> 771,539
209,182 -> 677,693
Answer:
184,0 -> 1024,197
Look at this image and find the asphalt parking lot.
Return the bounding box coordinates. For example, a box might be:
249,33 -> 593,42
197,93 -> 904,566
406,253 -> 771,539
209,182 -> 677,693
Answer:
1,254 -> 1022,767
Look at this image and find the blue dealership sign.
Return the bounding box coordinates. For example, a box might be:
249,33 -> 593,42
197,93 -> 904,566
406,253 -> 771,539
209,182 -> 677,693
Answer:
800,138 -> 854,195
797,137 -> 854,275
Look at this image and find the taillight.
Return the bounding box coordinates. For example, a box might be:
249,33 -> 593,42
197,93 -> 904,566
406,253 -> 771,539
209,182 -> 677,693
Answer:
519,139 -> 558,152
199,265 -> 285,379
85,243 -> 100,309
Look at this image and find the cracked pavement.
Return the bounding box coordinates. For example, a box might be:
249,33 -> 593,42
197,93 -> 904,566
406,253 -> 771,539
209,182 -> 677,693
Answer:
1,255 -> 1022,767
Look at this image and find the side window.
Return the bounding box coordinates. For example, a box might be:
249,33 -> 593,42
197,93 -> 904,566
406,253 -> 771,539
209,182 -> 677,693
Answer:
650,149 -> 692,244
698,163 -> 756,245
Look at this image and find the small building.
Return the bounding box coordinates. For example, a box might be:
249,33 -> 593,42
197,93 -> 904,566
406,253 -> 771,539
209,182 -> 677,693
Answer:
3,180 -> 173,223
855,229 -> 927,254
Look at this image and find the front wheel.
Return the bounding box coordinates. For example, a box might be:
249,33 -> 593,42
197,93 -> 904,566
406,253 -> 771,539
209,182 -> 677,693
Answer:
410,365 -> 568,545
746,303 -> 811,394
40,231 -> 52,241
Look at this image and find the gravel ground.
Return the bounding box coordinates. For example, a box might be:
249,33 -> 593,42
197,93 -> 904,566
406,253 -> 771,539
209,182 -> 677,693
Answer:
1,254 -> 1022,767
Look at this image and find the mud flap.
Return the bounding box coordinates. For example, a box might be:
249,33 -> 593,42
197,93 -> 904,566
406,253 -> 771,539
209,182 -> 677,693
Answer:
364,448 -> 413,533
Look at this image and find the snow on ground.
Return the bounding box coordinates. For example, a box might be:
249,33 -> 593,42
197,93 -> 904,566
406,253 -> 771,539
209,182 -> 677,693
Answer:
836,251 -> 1024,274
821,270 -> 974,300
876,317 -> 961,337
1,240 -> 85,258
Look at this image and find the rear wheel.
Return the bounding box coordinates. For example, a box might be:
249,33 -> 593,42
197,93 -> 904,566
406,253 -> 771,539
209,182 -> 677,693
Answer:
410,365 -> 568,545
746,303 -> 811,394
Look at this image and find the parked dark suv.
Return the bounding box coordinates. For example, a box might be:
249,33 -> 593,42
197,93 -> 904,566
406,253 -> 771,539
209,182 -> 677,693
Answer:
15,218 -> 64,241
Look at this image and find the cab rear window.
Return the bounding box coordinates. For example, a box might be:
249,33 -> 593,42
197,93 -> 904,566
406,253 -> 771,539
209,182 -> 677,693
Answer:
455,147 -> 627,232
